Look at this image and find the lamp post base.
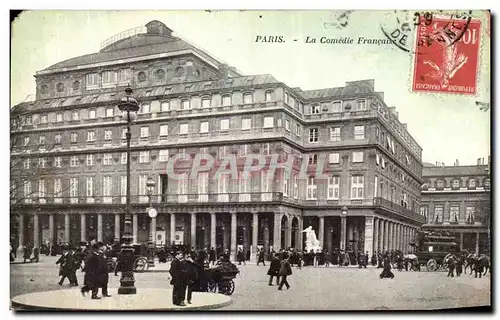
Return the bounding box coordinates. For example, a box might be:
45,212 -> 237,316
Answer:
118,236 -> 136,295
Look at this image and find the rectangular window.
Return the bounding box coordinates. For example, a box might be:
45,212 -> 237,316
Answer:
89,109 -> 96,119
352,151 -> 364,163
285,92 -> 289,104
38,157 -> 46,168
38,179 -> 46,201
220,119 -> 230,131
106,107 -> 114,118
283,171 -> 290,197
23,180 -> 32,203
351,175 -> 364,199
104,129 -> 112,140
309,128 -> 319,143
86,73 -> 99,88
159,150 -> 169,162
54,134 -> 61,144
160,125 -> 169,136
293,174 -> 298,199
296,124 -> 301,137
434,206 -> 444,223
311,105 -> 320,114
332,101 -> 342,112
468,179 -> 476,188
141,103 -> 151,114
376,154 -> 380,165
466,206 -> 475,223
327,176 -> 340,200
86,177 -> 94,203
260,171 -> 272,201
71,111 -> 79,121
243,92 -> 253,104
139,151 -> 150,163
86,154 -> 93,166
39,135 -> 46,145
120,176 -> 126,204
70,156 -> 78,167
330,127 -> 341,141
87,130 -> 96,142
24,136 -> 30,147
307,176 -> 317,200
265,91 -> 272,101
40,114 -> 48,124
354,125 -> 365,140
102,71 -> 117,83
138,175 -> 148,203
285,119 -> 291,131
199,172 -> 209,201
161,101 -> 170,112
23,158 -> 30,169
216,173 -> 229,202
329,153 -> 340,164
263,117 -> 274,128
242,118 -> 251,131
308,154 -> 318,165
121,152 -> 127,164
356,99 -> 367,111
222,95 -> 231,106
450,205 -> 459,223
54,156 -> 62,168
71,132 -> 78,143
102,176 -> 112,203
70,178 -> 78,203
181,99 -> 191,110
239,144 -> 249,156
54,178 -> 62,202
374,176 -> 378,198
200,121 -> 209,133
140,126 -> 149,138
118,69 -> 132,82
452,179 -> 460,189
263,143 -> 271,155
103,153 -> 113,165
179,123 -> 189,135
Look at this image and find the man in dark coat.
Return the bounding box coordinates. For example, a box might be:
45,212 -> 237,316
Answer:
371,252 -> 377,266
184,255 -> 199,304
455,254 -> 464,277
23,245 -> 32,263
208,247 -> 216,266
81,243 -> 110,299
278,253 -> 292,290
267,254 -> 281,286
379,254 -> 395,279
447,255 -> 456,277
237,248 -> 246,265
257,249 -> 266,266
170,251 -> 188,306
56,248 -> 71,285
377,252 -> 383,268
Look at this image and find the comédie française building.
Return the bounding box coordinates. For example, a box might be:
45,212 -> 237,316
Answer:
10,20 -> 426,260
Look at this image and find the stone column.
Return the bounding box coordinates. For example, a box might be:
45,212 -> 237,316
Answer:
383,220 -> 389,252
297,216 -> 304,250
48,214 -> 54,246
114,214 -> 120,241
402,225 -> 406,253
80,214 -> 86,242
475,232 -> 480,255
170,213 -> 176,245
18,214 -> 24,251
97,213 -> 103,242
190,212 -> 197,248
210,213 -> 216,249
318,216 -> 325,249
132,213 -> 138,244
64,214 -> 70,243
396,224 -> 400,251
273,213 -> 283,251
378,219 -> 384,252
252,213 -> 258,261
263,219 -> 270,260
230,212 -> 237,260
460,232 -> 464,251
340,215 -> 347,250
364,216 -> 374,257
33,214 -> 39,248
285,218 -> 292,249
373,218 -> 379,253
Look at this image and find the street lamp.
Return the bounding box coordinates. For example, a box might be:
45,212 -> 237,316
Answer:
117,86 -> 140,295
340,206 -> 348,251
146,176 -> 157,268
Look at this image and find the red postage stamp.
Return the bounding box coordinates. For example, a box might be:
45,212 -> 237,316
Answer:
412,18 -> 481,95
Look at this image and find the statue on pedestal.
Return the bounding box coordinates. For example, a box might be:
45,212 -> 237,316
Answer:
301,226 -> 322,252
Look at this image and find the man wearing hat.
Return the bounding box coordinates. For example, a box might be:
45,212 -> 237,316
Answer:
170,251 -> 188,306
81,242 -> 111,299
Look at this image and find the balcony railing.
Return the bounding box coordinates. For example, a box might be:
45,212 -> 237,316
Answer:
373,197 -> 425,223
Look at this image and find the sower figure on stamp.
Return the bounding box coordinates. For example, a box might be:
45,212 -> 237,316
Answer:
278,253 -> 292,291
267,253 -> 281,286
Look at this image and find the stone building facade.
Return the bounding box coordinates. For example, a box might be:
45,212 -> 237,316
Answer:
420,162 -> 491,255
11,20 -> 425,260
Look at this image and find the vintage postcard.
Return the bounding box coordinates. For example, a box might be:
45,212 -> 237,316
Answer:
10,10 -> 491,311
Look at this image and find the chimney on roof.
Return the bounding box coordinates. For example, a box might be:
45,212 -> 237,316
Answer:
477,158 -> 481,165
482,157 -> 485,165
218,64 -> 229,79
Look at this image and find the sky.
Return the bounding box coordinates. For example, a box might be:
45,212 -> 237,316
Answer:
10,10 -> 491,166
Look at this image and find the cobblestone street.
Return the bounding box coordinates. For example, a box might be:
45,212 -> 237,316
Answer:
10,256 -> 490,310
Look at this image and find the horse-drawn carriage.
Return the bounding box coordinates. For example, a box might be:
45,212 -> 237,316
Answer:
197,261 -> 239,296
